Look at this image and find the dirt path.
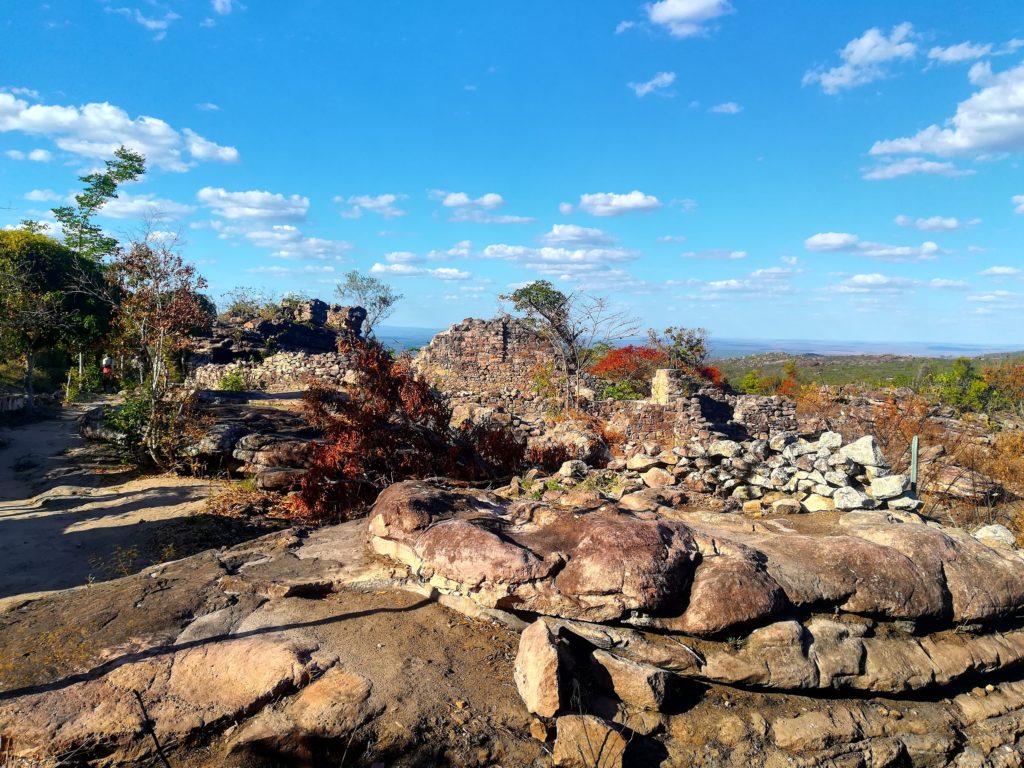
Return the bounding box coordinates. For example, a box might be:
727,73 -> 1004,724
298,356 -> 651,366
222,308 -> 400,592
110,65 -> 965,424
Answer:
0,407 -> 219,608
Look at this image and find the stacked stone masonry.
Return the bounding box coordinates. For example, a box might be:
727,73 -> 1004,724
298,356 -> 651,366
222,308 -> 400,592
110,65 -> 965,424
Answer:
191,351 -> 352,392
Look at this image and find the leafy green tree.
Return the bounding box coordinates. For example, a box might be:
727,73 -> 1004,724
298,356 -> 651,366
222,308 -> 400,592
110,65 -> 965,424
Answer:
931,357 -> 991,413
52,146 -> 145,262
334,270 -> 402,337
647,326 -> 710,370
0,231 -> 111,407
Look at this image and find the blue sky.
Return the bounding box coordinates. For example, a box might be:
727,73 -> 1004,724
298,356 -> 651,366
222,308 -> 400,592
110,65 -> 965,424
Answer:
1,1 -> 1023,343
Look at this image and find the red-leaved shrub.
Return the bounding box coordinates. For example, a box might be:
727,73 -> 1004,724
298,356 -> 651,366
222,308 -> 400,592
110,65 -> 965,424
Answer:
291,337 -> 524,521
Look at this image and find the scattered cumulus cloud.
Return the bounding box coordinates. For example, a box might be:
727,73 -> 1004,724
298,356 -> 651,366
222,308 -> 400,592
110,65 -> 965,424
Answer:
197,187 -> 309,221
870,62 -> 1024,159
569,190 -> 663,217
384,251 -> 419,263
646,0 -> 734,38
481,243 -> 637,280
196,102 -> 221,111
245,224 -> 352,261
539,224 -> 616,246
894,214 -> 979,231
211,0 -> 239,14
1013,194 -> 1024,214
105,5 -> 181,41
371,263 -> 471,281
980,266 -> 1022,277
862,157 -> 975,181
929,278 -> 970,290
628,71 -> 676,98
4,148 -> 52,162
428,189 -> 532,223
335,193 -> 408,219
615,20 -> 636,34
100,191 -> 196,220
24,188 -> 62,202
928,42 -> 993,64
805,231 -> 940,262
681,249 -> 747,260
831,273 -> 918,295
0,91 -> 239,172
803,23 -> 917,94
426,240 -> 473,260
710,101 -> 742,114
658,235 -> 687,243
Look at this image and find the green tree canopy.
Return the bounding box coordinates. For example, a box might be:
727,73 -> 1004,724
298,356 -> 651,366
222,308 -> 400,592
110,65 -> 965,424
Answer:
0,231 -> 112,404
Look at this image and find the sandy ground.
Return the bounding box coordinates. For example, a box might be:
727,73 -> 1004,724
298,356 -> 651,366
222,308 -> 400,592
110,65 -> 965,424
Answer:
0,407 -> 219,609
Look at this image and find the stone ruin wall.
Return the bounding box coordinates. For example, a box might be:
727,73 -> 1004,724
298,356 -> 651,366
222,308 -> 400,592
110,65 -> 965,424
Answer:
413,317 -> 798,449
191,351 -> 352,392
412,317 -> 552,417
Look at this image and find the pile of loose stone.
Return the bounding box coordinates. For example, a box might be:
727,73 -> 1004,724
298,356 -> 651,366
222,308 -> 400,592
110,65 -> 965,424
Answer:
608,431 -> 923,515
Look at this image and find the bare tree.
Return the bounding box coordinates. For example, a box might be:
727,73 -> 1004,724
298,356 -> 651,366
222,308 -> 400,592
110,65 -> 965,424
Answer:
500,280 -> 639,410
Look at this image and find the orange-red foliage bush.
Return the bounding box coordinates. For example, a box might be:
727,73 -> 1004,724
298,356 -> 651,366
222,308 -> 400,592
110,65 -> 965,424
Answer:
525,443 -> 574,471
291,337 -> 524,521
589,345 -> 668,388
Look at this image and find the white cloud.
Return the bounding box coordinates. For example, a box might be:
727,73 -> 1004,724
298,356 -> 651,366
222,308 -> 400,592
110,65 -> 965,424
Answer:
245,225 -> 352,261
1013,194 -> 1024,214
384,251 -> 419,263
197,187 -> 308,221
658,235 -> 687,243
781,255 -> 799,266
211,0 -> 238,14
967,290 -> 1021,303
100,191 -> 196,220
980,266 -> 1022,276
335,193 -> 408,219
894,214 -> 978,231
182,128 -> 239,163
710,101 -> 742,114
927,42 -> 992,64
196,102 -> 220,112
647,0 -> 733,38
426,240 -> 473,260
870,62 -> 1024,158
832,273 -> 918,294
805,231 -> 940,262
370,263 -> 471,281
246,265 -> 336,276
628,71 -> 676,98
539,224 -> 616,246
803,23 -> 917,94
23,188 -> 62,202
615,20 -> 636,34
0,92 -> 239,171
558,202 -> 575,216
5,148 -> 52,161
676,267 -> 796,301
105,6 -> 181,40
862,157 -> 975,180
428,189 -> 532,223
928,278 -> 970,290
481,243 -> 637,280
576,190 -> 662,217
681,249 -> 747,260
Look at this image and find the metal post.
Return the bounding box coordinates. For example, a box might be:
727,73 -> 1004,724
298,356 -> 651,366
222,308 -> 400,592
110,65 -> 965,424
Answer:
910,435 -> 920,495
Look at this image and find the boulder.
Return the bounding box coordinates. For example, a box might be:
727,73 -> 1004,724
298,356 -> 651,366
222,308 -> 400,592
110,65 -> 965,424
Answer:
558,460 -> 590,479
801,494 -> 835,513
838,436 -> 889,468
870,473 -> 909,500
709,440 -> 743,458
553,715 -> 629,768
626,454 -> 664,472
641,467 -> 675,488
973,524 -> 1017,550
925,465 -> 1002,503
591,650 -> 670,711
515,619 -> 570,717
833,486 -> 872,511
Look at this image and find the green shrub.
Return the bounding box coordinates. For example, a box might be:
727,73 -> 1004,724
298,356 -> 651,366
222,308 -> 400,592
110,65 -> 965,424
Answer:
65,363 -> 104,402
104,388 -> 153,443
215,370 -> 247,392
599,381 -> 646,401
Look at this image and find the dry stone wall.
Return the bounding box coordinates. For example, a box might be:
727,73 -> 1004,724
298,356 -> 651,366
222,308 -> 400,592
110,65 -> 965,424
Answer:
191,351 -> 352,392
412,317 -> 551,414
